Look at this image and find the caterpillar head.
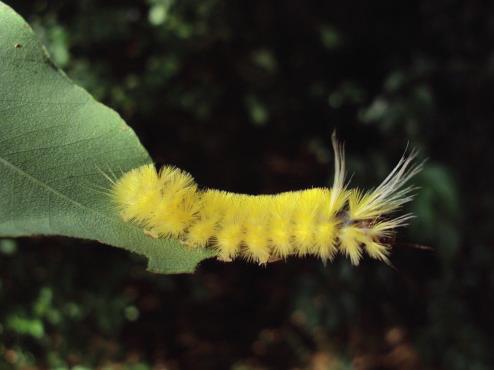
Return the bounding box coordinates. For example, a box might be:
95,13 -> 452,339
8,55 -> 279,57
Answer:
112,164 -> 200,236
111,164 -> 161,223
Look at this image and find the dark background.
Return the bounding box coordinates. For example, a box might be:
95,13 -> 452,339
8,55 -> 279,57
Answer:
1,0 -> 494,369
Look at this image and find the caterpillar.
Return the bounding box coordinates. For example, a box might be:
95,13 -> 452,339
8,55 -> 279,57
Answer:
110,135 -> 421,265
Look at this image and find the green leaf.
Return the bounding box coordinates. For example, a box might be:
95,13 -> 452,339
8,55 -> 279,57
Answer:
0,2 -> 215,274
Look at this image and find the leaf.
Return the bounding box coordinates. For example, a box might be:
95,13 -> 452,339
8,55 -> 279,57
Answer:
0,2 -> 215,274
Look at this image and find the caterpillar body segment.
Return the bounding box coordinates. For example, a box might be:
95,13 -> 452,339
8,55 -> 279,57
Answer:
111,138 -> 421,265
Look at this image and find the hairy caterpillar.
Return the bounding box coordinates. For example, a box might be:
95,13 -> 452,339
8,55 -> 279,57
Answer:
110,135 -> 421,265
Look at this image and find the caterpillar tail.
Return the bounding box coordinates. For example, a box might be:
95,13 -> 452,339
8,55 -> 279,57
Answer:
110,137 -> 422,265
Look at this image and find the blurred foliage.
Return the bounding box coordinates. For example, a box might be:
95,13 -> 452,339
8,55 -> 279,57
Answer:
1,0 -> 494,369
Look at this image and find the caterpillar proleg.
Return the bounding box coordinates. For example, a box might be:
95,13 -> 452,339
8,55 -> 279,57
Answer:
111,135 -> 421,265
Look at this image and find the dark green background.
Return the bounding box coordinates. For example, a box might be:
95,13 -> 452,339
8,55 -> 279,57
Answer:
1,0 -> 493,369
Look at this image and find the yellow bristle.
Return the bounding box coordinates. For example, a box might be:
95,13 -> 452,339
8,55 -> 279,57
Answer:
150,208 -> 191,237
244,225 -> 270,263
329,189 -> 348,216
347,189 -> 368,218
270,215 -> 292,258
243,202 -> 270,263
216,222 -> 244,261
201,190 -> 232,218
365,241 -> 390,262
137,165 -> 200,236
293,220 -> 314,255
348,150 -> 421,221
186,218 -> 218,247
314,221 -> 337,261
371,217 -> 411,237
159,166 -> 196,193
111,164 -> 161,223
128,188 -> 162,224
156,194 -> 199,235
329,132 -> 346,206
269,192 -> 297,257
338,226 -> 365,265
292,198 -> 318,255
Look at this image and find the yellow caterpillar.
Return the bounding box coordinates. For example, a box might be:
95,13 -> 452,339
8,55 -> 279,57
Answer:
111,135 -> 421,265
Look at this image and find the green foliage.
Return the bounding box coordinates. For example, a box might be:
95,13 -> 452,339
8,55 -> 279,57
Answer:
0,2 -> 214,275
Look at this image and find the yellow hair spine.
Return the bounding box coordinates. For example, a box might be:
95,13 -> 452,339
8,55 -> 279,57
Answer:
111,135 -> 421,265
